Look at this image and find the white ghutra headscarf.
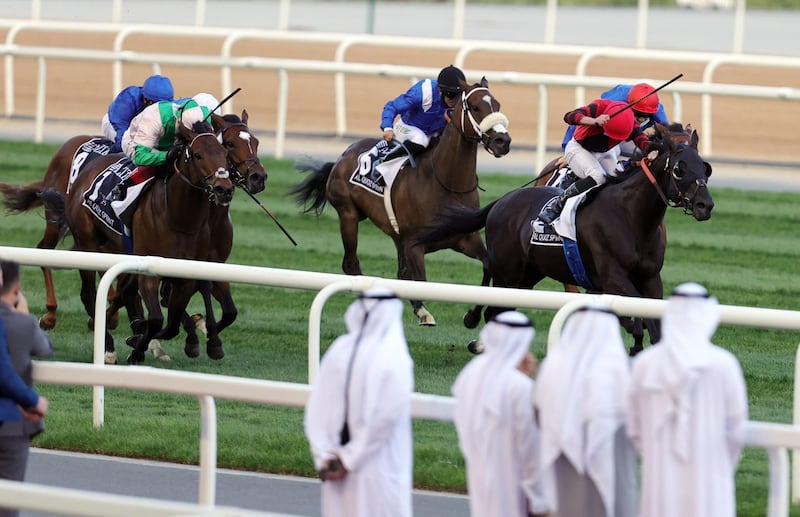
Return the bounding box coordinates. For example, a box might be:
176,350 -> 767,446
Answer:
535,304 -> 629,517
639,281 -> 720,459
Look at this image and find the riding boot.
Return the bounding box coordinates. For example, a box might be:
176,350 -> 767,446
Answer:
537,176 -> 598,225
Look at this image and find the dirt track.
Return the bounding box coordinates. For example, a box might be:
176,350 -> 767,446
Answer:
1,28 -> 797,165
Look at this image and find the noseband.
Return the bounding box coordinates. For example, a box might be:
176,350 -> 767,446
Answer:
455,87 -> 509,156
173,132 -> 230,198
221,123 -> 261,187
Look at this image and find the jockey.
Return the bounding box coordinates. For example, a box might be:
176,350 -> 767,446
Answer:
378,65 -> 465,162
537,99 -> 651,226
111,93 -> 220,201
101,74 -> 174,153
561,82 -> 669,157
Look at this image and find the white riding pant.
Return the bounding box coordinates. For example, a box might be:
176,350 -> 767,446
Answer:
392,118 -> 430,148
100,113 -> 115,142
564,138 -> 621,186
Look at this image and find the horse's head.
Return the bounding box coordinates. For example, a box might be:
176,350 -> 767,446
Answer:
215,111 -> 267,194
653,123 -> 714,221
451,77 -> 512,158
175,120 -> 235,207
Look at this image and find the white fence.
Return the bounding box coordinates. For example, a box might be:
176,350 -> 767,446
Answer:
1,245 -> 800,516
2,20 -> 800,170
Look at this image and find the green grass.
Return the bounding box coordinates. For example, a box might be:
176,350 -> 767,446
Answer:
1,140 -> 799,514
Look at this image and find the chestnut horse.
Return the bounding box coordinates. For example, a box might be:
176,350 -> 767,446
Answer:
290,77 -> 512,325
42,118 -> 234,364
416,124 -> 714,354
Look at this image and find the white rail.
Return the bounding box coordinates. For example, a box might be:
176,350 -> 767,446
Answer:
2,245 -> 800,515
2,21 -> 799,168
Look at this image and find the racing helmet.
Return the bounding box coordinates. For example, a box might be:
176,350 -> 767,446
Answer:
627,83 -> 659,114
602,101 -> 635,140
142,75 -> 174,102
437,65 -> 466,94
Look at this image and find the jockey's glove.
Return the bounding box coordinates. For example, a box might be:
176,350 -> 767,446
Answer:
166,146 -> 183,163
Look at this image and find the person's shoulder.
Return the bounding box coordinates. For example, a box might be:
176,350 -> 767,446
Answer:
601,84 -> 631,101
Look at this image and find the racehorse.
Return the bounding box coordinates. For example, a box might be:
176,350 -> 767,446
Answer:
0,111 -> 266,358
290,77 -> 512,325
42,118 -> 234,364
416,123 -> 714,354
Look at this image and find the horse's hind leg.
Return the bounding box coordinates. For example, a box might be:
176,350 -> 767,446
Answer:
37,220 -> 63,330
452,233 -> 491,329
397,243 -> 435,326
338,210 -> 363,276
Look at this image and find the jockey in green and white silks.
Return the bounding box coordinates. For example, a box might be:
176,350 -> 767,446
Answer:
112,93 -> 220,201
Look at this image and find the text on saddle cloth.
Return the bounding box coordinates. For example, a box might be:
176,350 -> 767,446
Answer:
348,140 -> 409,197
67,138 -> 114,194
81,158 -> 152,240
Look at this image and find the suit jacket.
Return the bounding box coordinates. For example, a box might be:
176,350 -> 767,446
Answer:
0,318 -> 39,422
0,302 -> 53,436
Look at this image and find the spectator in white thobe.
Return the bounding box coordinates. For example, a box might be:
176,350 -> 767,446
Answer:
304,288 -> 414,517
534,304 -> 636,517
452,311 -> 551,517
627,282 -> 748,517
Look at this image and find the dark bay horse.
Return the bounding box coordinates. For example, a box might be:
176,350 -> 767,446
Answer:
290,77 -> 512,325
417,123 -> 714,354
43,118 -> 234,364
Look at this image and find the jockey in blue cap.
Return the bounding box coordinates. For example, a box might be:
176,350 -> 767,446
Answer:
101,74 -> 175,153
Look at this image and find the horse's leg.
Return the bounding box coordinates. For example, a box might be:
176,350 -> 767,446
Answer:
338,210 -> 363,276
451,233 -> 490,329
77,269 -> 116,364
191,280 -> 223,360
103,276 -> 123,330
211,281 -> 237,333
397,243 -> 435,326
36,216 -> 62,330
128,276 -> 164,364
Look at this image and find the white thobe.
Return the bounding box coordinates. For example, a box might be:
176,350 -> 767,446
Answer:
452,311 -> 550,517
304,290 -> 414,517
626,283 -> 748,517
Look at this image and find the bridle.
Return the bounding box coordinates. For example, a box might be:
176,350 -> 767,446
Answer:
639,141 -> 709,215
453,87 -> 509,157
221,122 -> 262,188
172,131 -> 230,198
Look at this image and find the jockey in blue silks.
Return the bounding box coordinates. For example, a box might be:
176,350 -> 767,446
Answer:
101,74 -> 175,153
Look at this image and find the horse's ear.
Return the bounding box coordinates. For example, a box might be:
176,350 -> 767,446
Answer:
210,113 -> 226,134
480,76 -> 488,88
654,122 -> 669,136
691,130 -> 699,149
175,118 -> 192,143
241,109 -> 249,125
703,161 -> 712,178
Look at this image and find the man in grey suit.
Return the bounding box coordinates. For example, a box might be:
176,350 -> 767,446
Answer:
0,260 -> 54,517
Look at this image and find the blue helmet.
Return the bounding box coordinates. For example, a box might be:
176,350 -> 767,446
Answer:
142,75 -> 174,102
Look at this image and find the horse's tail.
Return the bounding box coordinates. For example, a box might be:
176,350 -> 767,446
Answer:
0,180 -> 46,214
289,159 -> 334,215
38,188 -> 68,230
415,200 -> 498,246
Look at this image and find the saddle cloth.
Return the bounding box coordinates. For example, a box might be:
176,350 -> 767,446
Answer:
81,158 -> 152,239
348,141 -> 408,196
67,138 -> 114,194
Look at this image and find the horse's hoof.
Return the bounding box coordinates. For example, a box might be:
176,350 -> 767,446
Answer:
467,339 -> 484,355
184,342 -> 200,358
414,307 -> 436,326
125,334 -> 143,349
39,315 -> 56,330
148,340 -> 171,362
463,310 -> 481,329
126,350 -> 146,364
629,346 -> 643,357
207,344 -> 225,360
104,351 -> 118,365
191,314 -> 208,336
